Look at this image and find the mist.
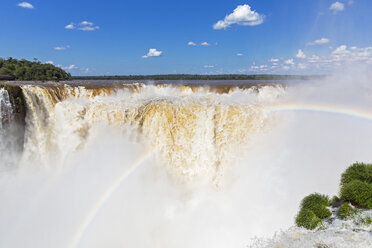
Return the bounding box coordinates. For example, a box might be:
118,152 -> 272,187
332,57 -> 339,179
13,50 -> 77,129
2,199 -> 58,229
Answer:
1,68 -> 372,248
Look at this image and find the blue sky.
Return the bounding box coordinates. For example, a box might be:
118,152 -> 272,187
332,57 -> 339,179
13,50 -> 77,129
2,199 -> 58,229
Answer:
1,0 -> 372,75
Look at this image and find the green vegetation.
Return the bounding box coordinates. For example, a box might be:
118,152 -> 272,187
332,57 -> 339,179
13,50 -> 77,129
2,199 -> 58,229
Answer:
295,208 -> 322,230
73,74 -> 325,81
300,193 -> 332,219
339,162 -> 372,209
331,195 -> 340,204
360,216 -> 372,225
340,162 -> 372,186
0,57 -> 72,81
295,162 -> 372,230
295,193 -> 331,229
340,180 -> 372,209
338,203 -> 356,219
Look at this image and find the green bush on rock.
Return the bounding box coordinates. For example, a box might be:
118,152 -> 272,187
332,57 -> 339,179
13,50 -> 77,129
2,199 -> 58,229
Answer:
300,193 -> 332,219
331,195 -> 340,204
295,162 -> 372,230
338,203 -> 356,219
340,162 -> 372,186
340,180 -> 372,209
295,193 -> 331,230
295,208 -> 322,230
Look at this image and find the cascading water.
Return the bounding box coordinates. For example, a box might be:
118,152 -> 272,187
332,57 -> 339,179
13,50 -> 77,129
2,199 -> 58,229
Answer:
20,84 -> 279,184
0,88 -> 17,168
0,79 -> 371,248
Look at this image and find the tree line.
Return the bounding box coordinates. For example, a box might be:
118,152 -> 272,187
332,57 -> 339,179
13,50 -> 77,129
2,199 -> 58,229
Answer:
0,58 -> 72,81
73,74 -> 324,81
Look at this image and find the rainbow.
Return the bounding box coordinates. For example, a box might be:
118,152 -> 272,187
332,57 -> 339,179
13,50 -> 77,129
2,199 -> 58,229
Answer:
66,101 -> 372,248
266,102 -> 372,121
67,149 -> 155,248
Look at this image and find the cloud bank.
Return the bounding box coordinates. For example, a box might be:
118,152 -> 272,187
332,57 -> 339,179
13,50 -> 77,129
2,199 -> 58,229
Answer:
245,45 -> 372,74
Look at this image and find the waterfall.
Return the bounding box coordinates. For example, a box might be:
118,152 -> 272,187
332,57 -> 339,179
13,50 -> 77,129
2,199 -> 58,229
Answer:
20,84 -> 281,183
0,88 -> 17,168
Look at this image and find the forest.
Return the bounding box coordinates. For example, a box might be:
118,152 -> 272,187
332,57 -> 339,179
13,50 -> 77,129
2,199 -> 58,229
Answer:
0,58 -> 72,81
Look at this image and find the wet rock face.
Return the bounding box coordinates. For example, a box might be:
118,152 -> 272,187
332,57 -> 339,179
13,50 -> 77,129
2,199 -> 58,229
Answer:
0,84 -> 26,154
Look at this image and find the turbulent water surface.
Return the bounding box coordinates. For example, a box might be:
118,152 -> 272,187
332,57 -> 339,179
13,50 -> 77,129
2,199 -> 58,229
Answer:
0,78 -> 372,247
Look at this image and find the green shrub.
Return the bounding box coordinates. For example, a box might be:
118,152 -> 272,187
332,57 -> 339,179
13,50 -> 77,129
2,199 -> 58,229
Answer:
338,203 -> 356,219
295,208 -> 322,230
300,193 -> 332,219
331,195 -> 340,204
341,162 -> 372,186
340,180 -> 372,209
301,193 -> 331,208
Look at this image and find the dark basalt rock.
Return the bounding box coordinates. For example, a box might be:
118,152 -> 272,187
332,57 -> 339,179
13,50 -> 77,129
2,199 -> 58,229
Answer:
331,200 -> 344,208
0,74 -> 15,81
0,83 -> 26,153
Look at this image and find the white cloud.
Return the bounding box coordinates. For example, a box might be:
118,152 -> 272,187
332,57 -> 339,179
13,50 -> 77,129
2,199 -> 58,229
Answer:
78,26 -> 99,31
65,21 -> 99,31
63,64 -> 77,70
188,41 -> 197,46
213,4 -> 264,30
308,55 -> 320,63
296,49 -> 306,59
54,45 -> 70,51
249,64 -> 268,72
241,45 -> 372,74
78,21 -> 99,31
236,53 -> 243,56
329,2 -> 345,12
201,42 -> 210,46
204,65 -> 215,68
45,61 -> 54,65
284,59 -> 295,65
307,38 -> 330,46
17,2 -> 34,9
142,48 -> 163,58
65,23 -> 75,29
269,58 -> 279,63
80,21 -> 93,26
332,45 -> 349,54
81,68 -> 90,74
297,63 -> 307,70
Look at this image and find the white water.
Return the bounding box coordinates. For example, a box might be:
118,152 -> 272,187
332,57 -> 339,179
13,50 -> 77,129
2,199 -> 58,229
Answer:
0,88 -> 18,168
0,75 -> 371,247
250,208 -> 372,248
